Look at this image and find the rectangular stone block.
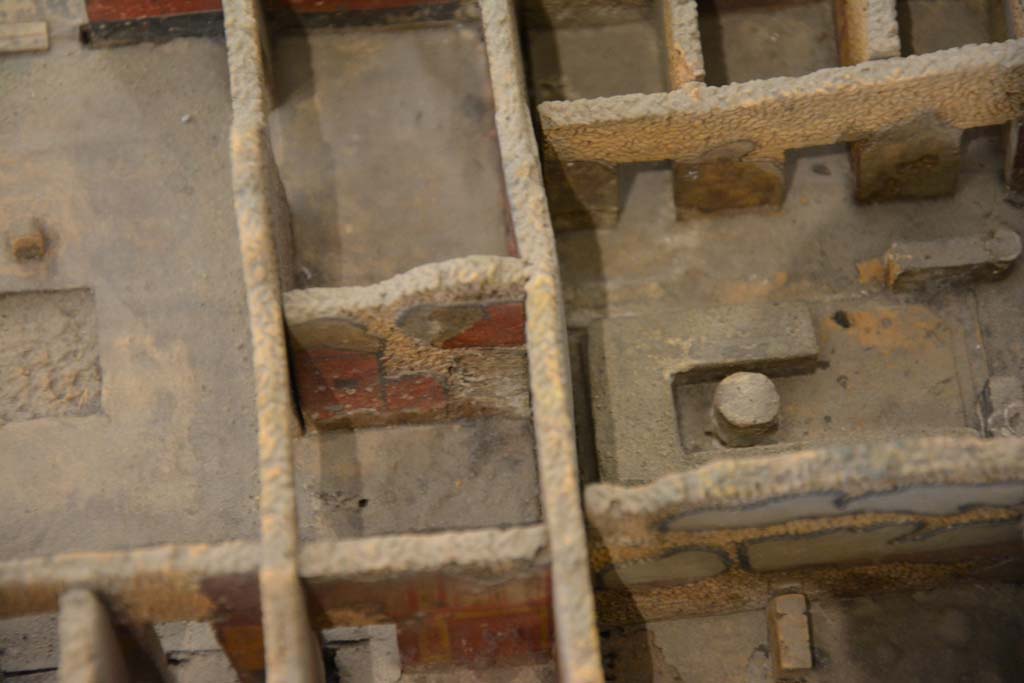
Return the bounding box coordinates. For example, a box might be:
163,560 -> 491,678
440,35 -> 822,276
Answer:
673,154 -> 786,213
599,548 -> 728,589
852,115 -> 963,202
833,0 -> 964,203
768,594 -> 813,675
884,228 -> 1021,289
589,302 -> 818,482
542,157 -> 619,231
327,625 -> 401,683
745,518 -> 1022,572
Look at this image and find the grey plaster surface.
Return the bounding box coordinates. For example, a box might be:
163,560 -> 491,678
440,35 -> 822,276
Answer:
293,417 -> 541,540
270,25 -> 510,289
0,37 -> 261,559
561,132 -> 1023,483
526,20 -> 666,102
698,0 -> 839,85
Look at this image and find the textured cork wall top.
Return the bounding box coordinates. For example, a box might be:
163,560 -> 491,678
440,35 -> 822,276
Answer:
283,255 -> 527,323
538,40 -> 1024,162
299,525 -> 549,580
585,435 -> 1024,543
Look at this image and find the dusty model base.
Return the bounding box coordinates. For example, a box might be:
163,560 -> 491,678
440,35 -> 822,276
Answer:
1,0 -> 1023,681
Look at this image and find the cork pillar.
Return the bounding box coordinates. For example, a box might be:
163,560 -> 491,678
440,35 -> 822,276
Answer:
835,0 -> 963,202
542,155 -> 620,231
58,589 -> 172,683
1004,0 -> 1024,193
661,0 -> 785,214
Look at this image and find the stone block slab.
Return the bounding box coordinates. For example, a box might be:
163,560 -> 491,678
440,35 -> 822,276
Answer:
589,302 -> 818,482
768,593 -> 813,675
853,115 -> 963,202
885,228 -> 1022,289
673,156 -> 785,213
599,548 -> 728,589
745,523 -> 917,572
745,518 -> 1021,572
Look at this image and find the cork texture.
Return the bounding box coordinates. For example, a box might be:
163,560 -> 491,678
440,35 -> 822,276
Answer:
586,436 -> 1024,543
660,0 -> 704,88
583,436 -> 1024,613
0,542 -> 261,622
480,0 -> 604,679
223,0 -> 321,679
835,0 -> 900,65
299,525 -> 548,580
539,40 -> 1024,163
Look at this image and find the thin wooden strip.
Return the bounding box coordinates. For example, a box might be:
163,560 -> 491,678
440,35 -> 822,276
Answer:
0,21 -> 48,54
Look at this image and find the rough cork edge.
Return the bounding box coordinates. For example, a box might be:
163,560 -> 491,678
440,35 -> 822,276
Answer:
0,541 -> 261,622
481,0 -> 604,680
585,436 -> 1024,531
224,0 -> 323,679
538,39 -> 1024,162
836,0 -> 900,65
0,528 -> 548,621
283,255 -> 527,323
660,0 -> 704,88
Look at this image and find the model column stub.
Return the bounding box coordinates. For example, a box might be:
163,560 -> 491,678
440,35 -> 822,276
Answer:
713,372 -> 781,447
588,302 -> 818,482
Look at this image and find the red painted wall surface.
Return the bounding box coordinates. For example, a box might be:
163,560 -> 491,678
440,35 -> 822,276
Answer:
87,0 -> 454,24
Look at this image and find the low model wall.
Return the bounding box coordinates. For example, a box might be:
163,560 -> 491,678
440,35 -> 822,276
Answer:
584,436 -> 1024,624
284,256 -> 530,431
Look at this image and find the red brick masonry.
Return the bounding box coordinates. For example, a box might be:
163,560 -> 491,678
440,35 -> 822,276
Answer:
307,568 -> 552,669
291,300 -> 526,431
86,0 -> 452,23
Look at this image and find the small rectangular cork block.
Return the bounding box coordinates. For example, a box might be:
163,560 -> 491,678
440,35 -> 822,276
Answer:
768,594 -> 813,676
673,156 -> 786,213
542,158 -> 619,231
852,115 -> 963,203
